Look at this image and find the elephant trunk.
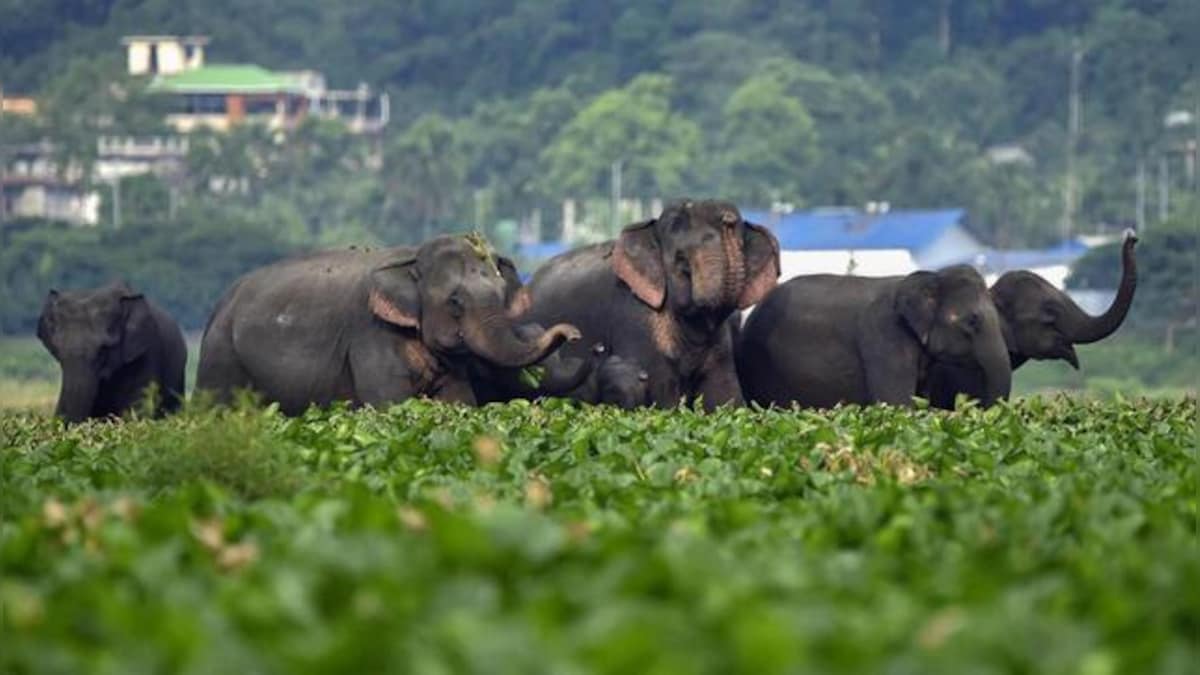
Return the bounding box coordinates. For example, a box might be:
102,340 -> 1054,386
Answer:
688,248 -> 728,309
1059,233 -> 1138,344
538,355 -> 594,394
461,310 -> 579,369
689,232 -> 746,310
56,361 -> 99,423
976,322 -> 1013,407
720,227 -> 747,307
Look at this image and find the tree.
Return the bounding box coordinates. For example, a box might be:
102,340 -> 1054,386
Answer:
461,87 -> 581,221
718,74 -> 820,206
540,74 -> 703,200
381,114 -> 467,243
36,55 -> 169,181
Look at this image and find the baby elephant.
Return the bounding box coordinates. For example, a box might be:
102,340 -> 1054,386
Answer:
589,344 -> 651,408
38,282 -> 187,423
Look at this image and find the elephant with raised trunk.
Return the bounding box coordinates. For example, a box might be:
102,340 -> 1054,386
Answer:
196,235 -> 580,414
524,199 -> 780,409
737,266 -> 1012,408
924,231 -> 1138,409
38,282 -> 187,423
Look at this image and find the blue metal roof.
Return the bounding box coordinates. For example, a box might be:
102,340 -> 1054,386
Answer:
741,208 -> 967,252
945,239 -> 1090,273
514,241 -> 570,261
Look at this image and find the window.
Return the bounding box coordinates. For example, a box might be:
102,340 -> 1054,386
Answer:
245,97 -> 278,116
182,94 -> 226,115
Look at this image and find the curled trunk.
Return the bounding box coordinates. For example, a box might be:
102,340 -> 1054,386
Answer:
538,355 -> 593,394
56,363 -> 99,423
1059,233 -> 1138,344
461,310 -> 579,368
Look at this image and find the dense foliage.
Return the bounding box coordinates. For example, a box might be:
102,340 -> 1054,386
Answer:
1,1 -> 1196,339
3,1 -> 1197,237
0,217 -> 298,333
0,397 -> 1195,672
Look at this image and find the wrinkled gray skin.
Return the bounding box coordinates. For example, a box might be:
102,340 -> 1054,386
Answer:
470,323 -> 595,402
525,199 -> 780,410
593,349 -> 651,408
196,236 -> 580,414
738,265 -> 1012,408
924,231 -> 1137,409
469,263 -> 596,403
38,282 -> 186,423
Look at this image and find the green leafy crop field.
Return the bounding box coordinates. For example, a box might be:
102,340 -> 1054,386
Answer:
1,397 -> 1196,674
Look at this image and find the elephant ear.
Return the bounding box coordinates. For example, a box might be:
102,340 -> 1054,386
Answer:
36,290 -> 59,351
368,254 -> 421,329
896,271 -> 939,347
612,219 -> 665,310
118,291 -> 154,365
737,222 -> 781,309
497,255 -> 531,317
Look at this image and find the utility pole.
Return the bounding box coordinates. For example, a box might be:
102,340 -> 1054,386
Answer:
610,159 -> 623,237
111,177 -> 121,229
1158,154 -> 1169,222
1185,98 -> 1195,192
1135,158 -> 1146,232
1062,37 -> 1083,243
938,0 -> 953,57
474,188 -> 485,234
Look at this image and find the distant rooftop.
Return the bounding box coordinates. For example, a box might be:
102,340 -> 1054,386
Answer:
122,35 -> 210,45
741,208 -> 968,252
151,64 -> 312,94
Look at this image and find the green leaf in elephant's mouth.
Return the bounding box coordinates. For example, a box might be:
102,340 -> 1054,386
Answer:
519,365 -> 545,389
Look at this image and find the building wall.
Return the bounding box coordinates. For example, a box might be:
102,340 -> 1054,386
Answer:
156,41 -> 186,75
165,113 -> 232,133
127,41 -> 150,75
126,38 -> 204,75
0,97 -> 37,115
779,249 -> 917,281
6,185 -> 98,225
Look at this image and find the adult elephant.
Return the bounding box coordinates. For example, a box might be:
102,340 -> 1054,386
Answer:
37,282 -> 186,423
523,199 -> 780,409
196,235 -> 580,414
924,231 -> 1137,409
737,266 -> 1012,408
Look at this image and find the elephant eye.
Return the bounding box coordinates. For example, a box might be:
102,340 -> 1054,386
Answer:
447,293 -> 465,318
966,312 -> 981,332
674,251 -> 690,273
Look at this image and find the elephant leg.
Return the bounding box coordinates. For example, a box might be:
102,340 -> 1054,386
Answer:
348,336 -> 423,408
863,359 -> 921,406
195,344 -> 253,407
159,342 -> 188,415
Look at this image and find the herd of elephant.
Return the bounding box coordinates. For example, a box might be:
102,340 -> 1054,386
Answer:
35,199 -> 1137,424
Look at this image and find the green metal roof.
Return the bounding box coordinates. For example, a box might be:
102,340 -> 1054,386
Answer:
150,64 -> 308,94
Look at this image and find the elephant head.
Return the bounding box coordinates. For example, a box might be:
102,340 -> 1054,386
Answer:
595,352 -> 651,408
991,231 -> 1137,369
896,266 -> 1012,406
37,281 -> 155,423
367,235 -> 580,369
612,199 -> 780,324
